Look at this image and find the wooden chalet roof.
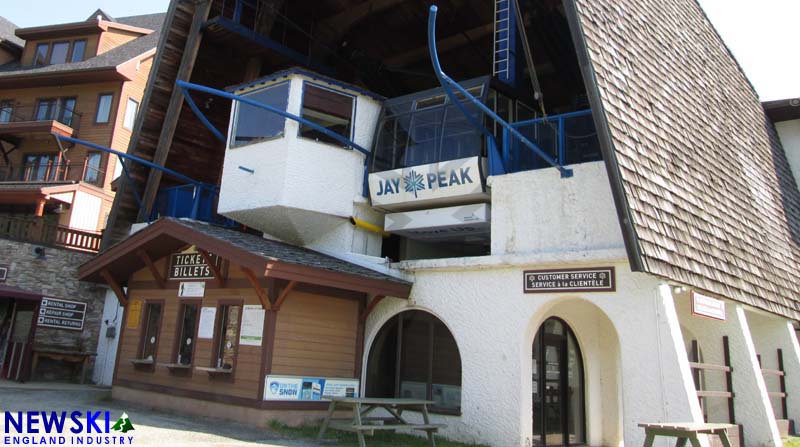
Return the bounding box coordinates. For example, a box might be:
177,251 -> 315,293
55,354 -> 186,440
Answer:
567,0 -> 800,319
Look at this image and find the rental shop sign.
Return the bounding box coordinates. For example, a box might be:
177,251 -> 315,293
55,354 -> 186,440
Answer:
369,156 -> 487,210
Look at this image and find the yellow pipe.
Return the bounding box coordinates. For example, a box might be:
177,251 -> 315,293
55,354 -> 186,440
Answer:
349,216 -> 390,238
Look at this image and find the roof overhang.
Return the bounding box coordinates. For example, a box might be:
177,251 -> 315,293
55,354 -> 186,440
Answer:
0,183 -> 78,205
763,99 -> 800,123
79,218 -> 413,300
0,66 -> 130,89
15,20 -> 153,41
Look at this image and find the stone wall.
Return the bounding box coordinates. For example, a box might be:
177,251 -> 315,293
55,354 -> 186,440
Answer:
0,238 -> 107,382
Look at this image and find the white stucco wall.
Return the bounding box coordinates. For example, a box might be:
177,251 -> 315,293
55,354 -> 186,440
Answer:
363,257 -> 704,447
747,310 -> 800,428
68,191 -> 103,231
218,74 -> 383,253
674,295 -> 783,446
490,161 -> 624,256
776,119 -> 800,188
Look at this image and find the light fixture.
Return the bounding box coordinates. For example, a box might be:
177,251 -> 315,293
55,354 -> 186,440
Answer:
34,247 -> 46,260
672,285 -> 687,294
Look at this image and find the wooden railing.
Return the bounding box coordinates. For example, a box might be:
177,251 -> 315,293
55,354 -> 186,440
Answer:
0,216 -> 101,253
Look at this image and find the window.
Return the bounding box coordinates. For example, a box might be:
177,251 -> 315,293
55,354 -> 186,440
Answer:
299,84 -> 354,147
139,302 -> 163,363
175,302 -> 199,365
70,40 -> 86,63
83,152 -> 102,185
49,42 -> 69,64
23,154 -> 59,181
95,94 -> 113,123
34,43 -> 49,66
0,100 -> 13,123
123,98 -> 139,130
366,310 -> 462,413
36,97 -> 76,127
213,304 -> 241,370
231,82 -> 290,148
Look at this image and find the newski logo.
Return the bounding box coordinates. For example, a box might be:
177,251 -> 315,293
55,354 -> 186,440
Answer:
3,411 -> 135,446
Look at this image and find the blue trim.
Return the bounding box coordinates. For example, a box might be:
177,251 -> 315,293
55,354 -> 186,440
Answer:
512,109 -> 593,127
238,166 -> 255,174
428,5 -> 572,178
183,88 -> 226,142
203,17 -> 334,76
226,67 -> 386,102
177,80 -> 370,157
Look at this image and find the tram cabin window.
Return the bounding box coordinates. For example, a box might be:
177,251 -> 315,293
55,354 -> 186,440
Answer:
299,84 -> 354,147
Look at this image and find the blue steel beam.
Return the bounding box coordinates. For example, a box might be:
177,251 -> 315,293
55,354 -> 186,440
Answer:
428,5 -> 572,178
176,80 -> 371,157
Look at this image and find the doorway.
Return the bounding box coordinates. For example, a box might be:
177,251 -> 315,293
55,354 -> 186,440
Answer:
1,299 -> 37,381
532,317 -> 585,446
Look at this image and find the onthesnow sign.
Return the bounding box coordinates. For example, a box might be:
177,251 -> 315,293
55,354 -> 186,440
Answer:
524,267 -> 615,293
38,297 -> 87,330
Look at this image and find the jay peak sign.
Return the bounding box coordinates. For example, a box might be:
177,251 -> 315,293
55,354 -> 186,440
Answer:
524,267 -> 616,293
169,250 -> 221,280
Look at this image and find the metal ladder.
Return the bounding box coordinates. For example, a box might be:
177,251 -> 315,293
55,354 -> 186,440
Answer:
493,0 -> 512,82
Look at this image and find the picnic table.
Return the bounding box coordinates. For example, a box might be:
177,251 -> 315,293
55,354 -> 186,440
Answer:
317,397 -> 446,447
639,422 -> 735,447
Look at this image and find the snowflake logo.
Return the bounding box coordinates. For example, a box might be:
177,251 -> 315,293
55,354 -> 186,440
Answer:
404,170 -> 426,198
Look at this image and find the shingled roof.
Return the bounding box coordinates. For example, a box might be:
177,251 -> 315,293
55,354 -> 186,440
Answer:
566,0 -> 800,319
0,13 -> 164,79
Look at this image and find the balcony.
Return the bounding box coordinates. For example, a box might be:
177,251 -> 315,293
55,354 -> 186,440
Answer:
0,215 -> 102,253
0,160 -> 105,188
0,103 -> 82,140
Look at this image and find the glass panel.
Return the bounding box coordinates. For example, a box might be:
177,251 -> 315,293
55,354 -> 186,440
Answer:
34,43 -> 49,65
299,84 -> 354,147
59,98 -> 76,127
23,154 -> 57,181
96,94 -> 113,123
215,305 -> 240,369
50,42 -> 69,64
431,318 -> 461,411
439,102 -> 482,162
231,83 -> 289,148
543,338 -> 564,446
365,316 -> 398,398
70,40 -> 86,62
141,303 -> 162,360
405,108 -> 444,166
532,333 -> 543,446
399,312 -> 430,400
36,100 -> 55,121
83,152 -> 102,184
177,303 -> 199,365
123,98 -> 138,129
567,334 -> 585,444
0,101 -> 13,123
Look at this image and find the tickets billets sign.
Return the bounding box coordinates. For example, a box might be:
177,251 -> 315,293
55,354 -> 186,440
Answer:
168,250 -> 221,280
38,297 -> 86,331
264,375 -> 359,401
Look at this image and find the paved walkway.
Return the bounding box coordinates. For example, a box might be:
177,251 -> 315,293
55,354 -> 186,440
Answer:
0,381 -> 318,447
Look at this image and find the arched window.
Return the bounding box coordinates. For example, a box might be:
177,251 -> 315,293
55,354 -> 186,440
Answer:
366,310 -> 462,413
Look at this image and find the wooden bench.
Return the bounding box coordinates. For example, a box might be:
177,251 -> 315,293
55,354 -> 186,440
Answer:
318,397 -> 446,447
31,348 -> 96,384
639,422 -> 735,447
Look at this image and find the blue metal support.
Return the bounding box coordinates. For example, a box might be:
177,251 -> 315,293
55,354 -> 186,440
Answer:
176,80 -> 375,196
52,134 -> 212,221
428,5 -> 572,178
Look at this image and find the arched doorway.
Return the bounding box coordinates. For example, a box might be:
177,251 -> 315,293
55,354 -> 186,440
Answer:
532,317 -> 585,446
365,310 -> 462,413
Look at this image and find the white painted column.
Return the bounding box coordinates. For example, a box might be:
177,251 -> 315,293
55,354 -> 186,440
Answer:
727,305 -> 782,446
615,284 -> 706,447
92,288 -> 124,386
748,311 -> 800,428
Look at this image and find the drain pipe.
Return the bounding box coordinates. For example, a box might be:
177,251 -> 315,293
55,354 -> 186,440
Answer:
350,217 -> 390,238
